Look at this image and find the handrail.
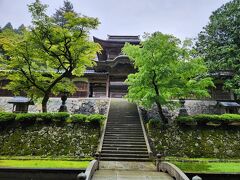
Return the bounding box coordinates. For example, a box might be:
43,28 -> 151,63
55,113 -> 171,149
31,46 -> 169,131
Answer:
137,106 -> 153,158
96,98 -> 111,154
158,161 -> 189,180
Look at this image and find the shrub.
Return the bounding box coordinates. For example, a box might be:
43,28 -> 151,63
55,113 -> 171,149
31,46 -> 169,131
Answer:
0,112 -> 16,125
177,113 -> 240,126
70,114 -> 87,123
148,119 -> 161,129
35,113 -> 53,123
194,114 -> 220,125
87,114 -> 106,126
176,116 -> 194,123
51,112 -> 70,122
221,114 -> 240,122
15,113 -> 37,125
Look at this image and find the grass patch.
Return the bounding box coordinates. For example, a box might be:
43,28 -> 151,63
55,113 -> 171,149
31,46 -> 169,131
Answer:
0,156 -> 93,161
167,157 -> 240,173
0,159 -> 90,169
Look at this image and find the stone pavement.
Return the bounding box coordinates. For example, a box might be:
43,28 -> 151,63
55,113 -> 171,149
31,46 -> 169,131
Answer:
92,161 -> 173,180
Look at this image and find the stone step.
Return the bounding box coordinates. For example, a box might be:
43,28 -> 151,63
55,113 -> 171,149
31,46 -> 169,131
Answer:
105,131 -> 143,134
107,123 -> 141,125
106,126 -> 142,128
108,117 -> 139,119
107,123 -> 140,125
104,135 -> 144,138
101,150 -> 148,154
106,126 -> 142,129
102,147 -> 148,151
108,115 -> 139,117
107,122 -> 140,124
105,130 -> 143,133
106,124 -> 141,127
103,138 -> 145,142
104,136 -> 145,140
107,121 -> 140,122
103,144 -> 147,148
100,157 -> 150,161
105,133 -> 143,137
103,141 -> 146,145
106,128 -> 142,130
107,123 -> 140,124
101,153 -> 149,158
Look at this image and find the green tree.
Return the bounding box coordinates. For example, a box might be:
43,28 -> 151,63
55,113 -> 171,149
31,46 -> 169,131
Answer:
53,0 -> 75,26
196,0 -> 240,97
0,0 -> 100,112
2,22 -> 13,31
16,24 -> 26,34
123,32 -> 213,123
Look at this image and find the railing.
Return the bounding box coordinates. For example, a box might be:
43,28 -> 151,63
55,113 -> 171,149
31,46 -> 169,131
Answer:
137,106 -> 153,158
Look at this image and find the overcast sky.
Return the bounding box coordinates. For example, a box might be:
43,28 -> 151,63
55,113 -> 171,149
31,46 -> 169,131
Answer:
0,0 -> 231,40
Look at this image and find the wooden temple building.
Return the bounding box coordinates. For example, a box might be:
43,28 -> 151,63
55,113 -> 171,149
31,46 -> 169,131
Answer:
85,35 -> 140,98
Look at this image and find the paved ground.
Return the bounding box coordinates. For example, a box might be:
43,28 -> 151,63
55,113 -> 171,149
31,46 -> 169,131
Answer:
92,161 -> 173,180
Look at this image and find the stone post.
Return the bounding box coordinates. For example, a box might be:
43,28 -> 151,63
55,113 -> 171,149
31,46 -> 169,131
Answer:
192,175 -> 202,180
77,172 -> 86,180
179,99 -> 188,116
59,92 -> 68,112
156,153 -> 164,172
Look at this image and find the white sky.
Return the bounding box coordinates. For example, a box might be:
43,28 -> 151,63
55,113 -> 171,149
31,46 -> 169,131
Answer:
0,0 -> 231,40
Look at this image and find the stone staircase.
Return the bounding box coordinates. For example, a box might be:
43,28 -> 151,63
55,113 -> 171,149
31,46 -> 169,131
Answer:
100,99 -> 149,161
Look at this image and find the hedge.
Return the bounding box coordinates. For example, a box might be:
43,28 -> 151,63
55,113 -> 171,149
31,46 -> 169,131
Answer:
69,114 -> 106,126
0,112 -> 16,125
70,114 -> 87,123
0,112 -> 105,127
177,114 -> 240,125
15,113 -> 37,125
86,114 -> 106,126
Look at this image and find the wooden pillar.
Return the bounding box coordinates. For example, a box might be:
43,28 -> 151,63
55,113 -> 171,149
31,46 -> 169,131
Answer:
106,75 -> 110,97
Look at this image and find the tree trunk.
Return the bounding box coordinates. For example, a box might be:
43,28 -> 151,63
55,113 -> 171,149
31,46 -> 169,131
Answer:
156,101 -> 168,124
151,70 -> 168,124
42,94 -> 49,112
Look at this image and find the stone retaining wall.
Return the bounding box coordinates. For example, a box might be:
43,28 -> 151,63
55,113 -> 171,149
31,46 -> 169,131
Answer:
0,97 -> 219,120
149,125 -> 240,158
0,97 -> 109,115
142,100 -> 218,122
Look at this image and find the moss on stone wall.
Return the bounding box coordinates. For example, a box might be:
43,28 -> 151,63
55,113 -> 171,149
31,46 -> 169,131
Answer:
0,123 -> 99,157
148,125 -> 240,158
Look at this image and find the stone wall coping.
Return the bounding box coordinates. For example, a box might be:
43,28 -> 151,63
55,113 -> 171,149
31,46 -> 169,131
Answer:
138,106 -> 153,157
97,98 -> 111,154
158,161 -> 189,180
83,160 -> 99,180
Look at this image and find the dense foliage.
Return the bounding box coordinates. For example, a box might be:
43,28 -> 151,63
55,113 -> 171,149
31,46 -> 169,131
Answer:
196,0 -> 240,98
177,114 -> 240,125
123,32 -> 213,123
0,0 -> 101,112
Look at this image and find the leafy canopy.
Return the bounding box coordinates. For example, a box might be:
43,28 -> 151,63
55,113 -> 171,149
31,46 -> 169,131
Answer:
123,32 -> 213,109
0,0 -> 101,111
196,0 -> 240,97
